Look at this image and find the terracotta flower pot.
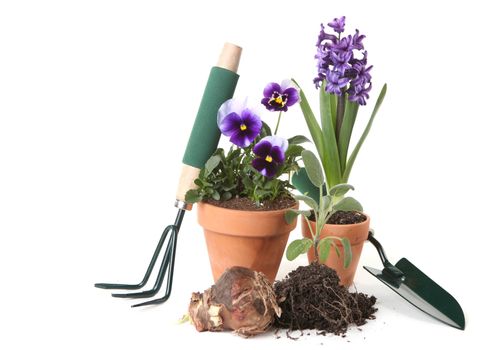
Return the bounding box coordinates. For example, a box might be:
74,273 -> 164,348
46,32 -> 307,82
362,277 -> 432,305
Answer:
197,202 -> 299,283
301,214 -> 370,286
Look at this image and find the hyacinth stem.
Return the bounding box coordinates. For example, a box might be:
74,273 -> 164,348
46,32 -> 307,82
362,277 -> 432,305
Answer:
274,111 -> 283,135
335,93 -> 346,143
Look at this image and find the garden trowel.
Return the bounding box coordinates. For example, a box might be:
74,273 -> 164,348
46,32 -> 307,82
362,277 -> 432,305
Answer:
292,171 -> 465,330
364,230 -> 465,330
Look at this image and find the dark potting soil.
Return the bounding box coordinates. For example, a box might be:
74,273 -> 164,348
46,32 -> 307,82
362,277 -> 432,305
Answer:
327,210 -> 367,225
204,196 -> 296,211
274,263 -> 377,335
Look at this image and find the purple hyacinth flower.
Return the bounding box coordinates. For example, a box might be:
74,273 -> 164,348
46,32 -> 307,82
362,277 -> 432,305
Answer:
261,79 -> 300,112
217,97 -> 262,148
352,29 -> 366,50
325,71 -> 349,95
330,50 -> 352,74
317,24 -> 337,46
349,83 -> 372,106
327,16 -> 346,34
252,136 -> 288,178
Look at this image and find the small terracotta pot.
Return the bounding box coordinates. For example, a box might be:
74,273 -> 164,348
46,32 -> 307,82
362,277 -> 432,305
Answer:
301,214 -> 370,286
197,202 -> 299,283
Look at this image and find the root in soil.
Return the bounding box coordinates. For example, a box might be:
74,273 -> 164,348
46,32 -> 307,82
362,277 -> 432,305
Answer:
274,262 -> 377,335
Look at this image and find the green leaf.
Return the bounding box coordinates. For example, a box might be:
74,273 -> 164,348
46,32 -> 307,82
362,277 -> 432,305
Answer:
185,189 -> 202,204
333,197 -> 363,212
260,121 -> 272,137
319,238 -> 332,263
212,191 -> 220,201
288,135 -> 311,145
204,154 -> 222,176
329,183 -> 355,197
338,99 -> 359,172
343,84 -> 387,182
284,209 -> 309,224
329,93 -> 338,131
319,83 -> 342,187
285,144 -> 304,158
293,194 -> 319,212
221,192 -> 232,201
286,238 -> 313,261
292,79 -> 326,166
301,150 -> 324,187
342,238 -> 352,268
320,195 -> 332,213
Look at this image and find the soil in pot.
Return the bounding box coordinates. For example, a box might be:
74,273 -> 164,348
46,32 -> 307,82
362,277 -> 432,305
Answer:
327,210 -> 367,225
274,262 -> 377,335
203,196 -> 296,211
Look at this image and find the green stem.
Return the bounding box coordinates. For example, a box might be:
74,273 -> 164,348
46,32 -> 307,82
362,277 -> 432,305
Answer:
335,91 -> 346,143
274,111 -> 283,135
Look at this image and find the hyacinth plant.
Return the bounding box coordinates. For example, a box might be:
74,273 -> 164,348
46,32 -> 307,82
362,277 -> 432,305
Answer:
285,150 -> 363,266
294,16 -> 387,190
185,80 -> 308,206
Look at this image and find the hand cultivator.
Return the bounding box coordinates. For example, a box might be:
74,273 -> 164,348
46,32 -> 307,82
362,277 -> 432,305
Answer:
95,43 -> 242,307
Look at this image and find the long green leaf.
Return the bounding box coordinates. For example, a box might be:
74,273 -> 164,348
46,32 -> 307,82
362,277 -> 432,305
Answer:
293,194 -> 319,212
338,99 -> 359,173
286,238 -> 313,261
329,93 -> 337,131
319,238 -> 332,263
333,197 -> 363,212
319,84 -> 342,187
301,150 -> 324,187
342,238 -> 352,268
343,84 -> 387,182
284,209 -> 310,224
292,79 -> 325,164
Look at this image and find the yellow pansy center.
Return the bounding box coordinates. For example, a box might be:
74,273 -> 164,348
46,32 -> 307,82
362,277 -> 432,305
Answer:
274,96 -> 285,107
265,155 -> 273,163
240,124 -> 247,131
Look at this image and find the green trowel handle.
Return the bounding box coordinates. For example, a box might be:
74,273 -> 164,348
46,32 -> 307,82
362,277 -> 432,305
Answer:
367,231 -> 405,281
175,43 -> 242,206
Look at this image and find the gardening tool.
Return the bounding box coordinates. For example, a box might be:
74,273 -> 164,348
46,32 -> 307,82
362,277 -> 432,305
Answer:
292,170 -> 465,329
95,43 -> 242,307
364,230 -> 465,330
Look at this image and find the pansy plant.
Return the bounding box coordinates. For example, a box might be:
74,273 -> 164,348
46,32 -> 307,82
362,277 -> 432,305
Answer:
186,83 -> 307,206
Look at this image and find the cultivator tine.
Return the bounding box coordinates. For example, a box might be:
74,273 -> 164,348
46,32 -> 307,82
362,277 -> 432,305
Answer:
111,226 -> 175,299
131,227 -> 179,307
94,223 -> 174,291
95,209 -> 185,306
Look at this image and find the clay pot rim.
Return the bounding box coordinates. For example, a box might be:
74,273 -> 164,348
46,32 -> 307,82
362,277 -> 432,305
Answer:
303,212 -> 370,228
197,200 -> 299,215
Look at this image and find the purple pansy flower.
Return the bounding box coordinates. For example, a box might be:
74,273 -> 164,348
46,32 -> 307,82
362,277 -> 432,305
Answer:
217,97 -> 262,148
314,16 -> 373,105
261,79 -> 300,112
327,16 -> 346,34
252,136 -> 288,178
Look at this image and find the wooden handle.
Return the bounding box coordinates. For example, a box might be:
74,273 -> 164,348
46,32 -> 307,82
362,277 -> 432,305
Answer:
176,164 -> 201,204
216,43 -> 242,72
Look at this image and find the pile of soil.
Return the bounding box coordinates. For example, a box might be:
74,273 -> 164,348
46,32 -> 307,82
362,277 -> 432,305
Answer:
204,196 -> 296,211
274,263 -> 377,335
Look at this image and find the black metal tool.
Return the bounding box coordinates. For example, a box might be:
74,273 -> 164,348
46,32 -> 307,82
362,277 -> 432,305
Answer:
364,230 -> 465,330
95,43 -> 242,307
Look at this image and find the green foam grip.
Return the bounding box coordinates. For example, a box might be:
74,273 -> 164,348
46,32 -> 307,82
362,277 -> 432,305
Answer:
182,66 -> 239,168
291,167 -> 324,204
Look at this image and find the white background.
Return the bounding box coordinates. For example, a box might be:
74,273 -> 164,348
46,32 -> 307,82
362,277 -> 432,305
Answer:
1,0 -> 477,349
